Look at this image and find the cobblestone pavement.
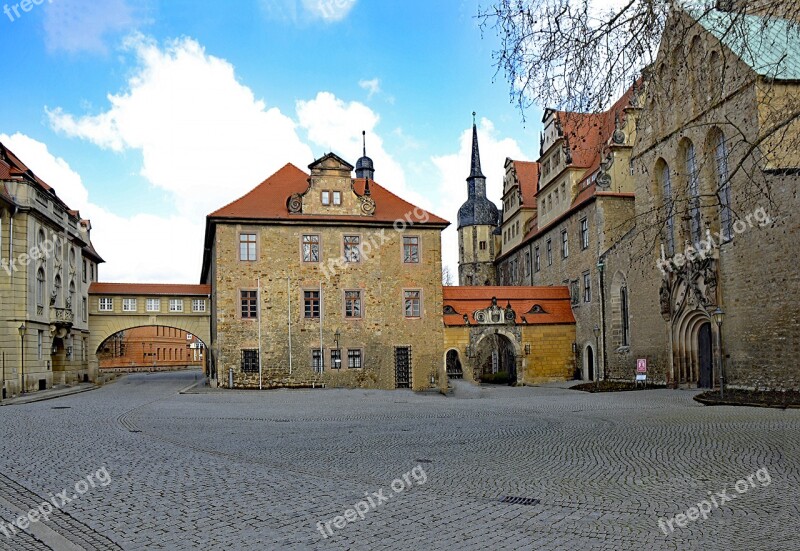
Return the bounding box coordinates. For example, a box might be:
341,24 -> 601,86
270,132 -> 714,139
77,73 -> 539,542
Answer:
1,371 -> 798,551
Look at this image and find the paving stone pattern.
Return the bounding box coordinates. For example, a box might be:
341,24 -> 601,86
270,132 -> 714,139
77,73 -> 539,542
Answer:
0,371 -> 798,550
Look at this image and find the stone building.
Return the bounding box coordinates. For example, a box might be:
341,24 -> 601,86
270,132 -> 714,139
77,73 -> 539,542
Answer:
443,286 -> 576,384
493,87 -> 640,381
601,4 -> 800,390
0,142 -> 102,396
201,150 -> 449,391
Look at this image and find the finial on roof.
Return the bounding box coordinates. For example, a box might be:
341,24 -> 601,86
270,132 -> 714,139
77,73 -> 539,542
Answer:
472,111 -> 476,125
355,130 -> 375,180
469,114 -> 485,179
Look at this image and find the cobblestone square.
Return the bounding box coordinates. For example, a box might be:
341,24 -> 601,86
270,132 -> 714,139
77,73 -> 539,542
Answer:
1,371 -> 798,550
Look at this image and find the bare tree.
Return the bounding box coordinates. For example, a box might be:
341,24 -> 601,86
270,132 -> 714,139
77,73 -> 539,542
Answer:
442,265 -> 455,286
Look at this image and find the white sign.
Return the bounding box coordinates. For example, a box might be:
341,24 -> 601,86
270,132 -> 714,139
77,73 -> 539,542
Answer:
635,374 -> 646,381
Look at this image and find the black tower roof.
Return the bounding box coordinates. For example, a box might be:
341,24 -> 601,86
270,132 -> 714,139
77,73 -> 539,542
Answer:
457,114 -> 499,230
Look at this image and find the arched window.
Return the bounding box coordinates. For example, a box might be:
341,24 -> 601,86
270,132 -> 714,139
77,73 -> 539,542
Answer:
620,285 -> 630,346
658,159 -> 675,255
53,274 -> 62,306
684,141 -> 702,242
714,132 -> 733,241
36,268 -> 45,307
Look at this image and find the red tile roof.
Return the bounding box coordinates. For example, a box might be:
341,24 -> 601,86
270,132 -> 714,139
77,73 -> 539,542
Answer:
209,163 -> 449,226
512,160 -> 540,205
442,286 -> 575,326
89,283 -> 212,296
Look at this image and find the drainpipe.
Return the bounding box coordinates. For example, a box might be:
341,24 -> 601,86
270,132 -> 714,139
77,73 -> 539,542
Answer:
597,258 -> 606,380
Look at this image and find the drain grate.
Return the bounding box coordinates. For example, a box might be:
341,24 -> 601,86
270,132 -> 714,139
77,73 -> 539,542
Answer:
51,406 -> 72,410
499,496 -> 540,506
415,458 -> 434,463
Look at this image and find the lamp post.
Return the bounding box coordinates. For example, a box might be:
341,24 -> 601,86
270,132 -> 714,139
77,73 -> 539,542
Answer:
18,323 -> 27,394
333,329 -> 341,369
712,307 -> 725,399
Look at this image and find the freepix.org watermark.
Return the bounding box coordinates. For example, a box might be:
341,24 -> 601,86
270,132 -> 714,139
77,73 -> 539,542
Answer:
321,207 -> 431,279
315,464 -> 428,539
657,467 -> 771,536
3,0 -> 52,23
0,466 -> 112,539
0,236 -> 58,276
657,206 -> 771,275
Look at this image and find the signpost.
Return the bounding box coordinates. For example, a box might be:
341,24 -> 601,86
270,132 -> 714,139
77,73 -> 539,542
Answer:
636,358 -> 647,387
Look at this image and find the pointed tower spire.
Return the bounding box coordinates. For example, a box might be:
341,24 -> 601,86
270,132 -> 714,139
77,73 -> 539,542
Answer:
355,130 -> 375,180
470,112 -> 485,179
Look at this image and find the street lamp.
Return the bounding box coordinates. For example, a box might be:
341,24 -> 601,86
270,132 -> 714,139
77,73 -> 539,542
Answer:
712,307 -> 725,399
18,323 -> 26,394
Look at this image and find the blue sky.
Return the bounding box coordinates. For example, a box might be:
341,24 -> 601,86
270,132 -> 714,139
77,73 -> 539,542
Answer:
0,0 -> 543,282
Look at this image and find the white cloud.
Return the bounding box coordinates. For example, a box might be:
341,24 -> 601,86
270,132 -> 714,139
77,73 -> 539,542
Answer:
432,118 -> 530,280
296,92 -> 434,213
358,78 -> 381,99
47,34 -> 314,220
42,0 -> 138,54
0,133 -> 202,284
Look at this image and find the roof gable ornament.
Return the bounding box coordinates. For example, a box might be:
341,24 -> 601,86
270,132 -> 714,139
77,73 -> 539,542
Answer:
472,296 -> 516,325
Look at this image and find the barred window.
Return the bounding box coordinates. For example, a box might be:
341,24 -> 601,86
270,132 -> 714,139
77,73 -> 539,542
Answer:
241,349 -> 259,373
330,349 -> 342,369
312,349 -> 323,373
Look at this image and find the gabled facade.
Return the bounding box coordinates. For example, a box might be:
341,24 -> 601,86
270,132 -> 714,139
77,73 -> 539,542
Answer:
492,87 -> 641,380
202,152 -> 449,391
0,142 -> 103,396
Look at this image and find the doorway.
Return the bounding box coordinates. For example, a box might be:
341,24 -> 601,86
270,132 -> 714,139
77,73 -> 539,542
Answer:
698,322 -> 713,388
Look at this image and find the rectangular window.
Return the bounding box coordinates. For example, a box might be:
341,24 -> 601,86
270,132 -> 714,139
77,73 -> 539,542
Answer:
344,290 -> 362,319
561,230 -> 569,258
37,330 -> 43,360
581,218 -> 589,250
546,239 -> 553,266
239,233 -> 256,261
347,349 -> 362,369
123,298 -> 137,312
525,250 -> 531,275
343,235 -> 361,262
330,349 -> 342,369
241,290 -> 257,318
192,299 -> 206,312
534,247 -> 541,272
90,263 -> 95,282
404,290 -> 421,318
304,290 -> 320,319
621,286 -> 630,346
241,349 -> 259,373
312,349 -> 323,373
146,298 -> 160,312
479,241 -> 487,250
82,260 -> 87,283
321,191 -> 330,205
169,299 -> 184,312
302,234 -> 320,262
403,236 -> 420,263
82,297 -> 87,321
583,272 -> 591,303
99,297 -> 113,311
332,191 -> 342,205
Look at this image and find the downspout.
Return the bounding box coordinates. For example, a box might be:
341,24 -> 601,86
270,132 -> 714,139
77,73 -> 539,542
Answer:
598,256 -> 607,381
